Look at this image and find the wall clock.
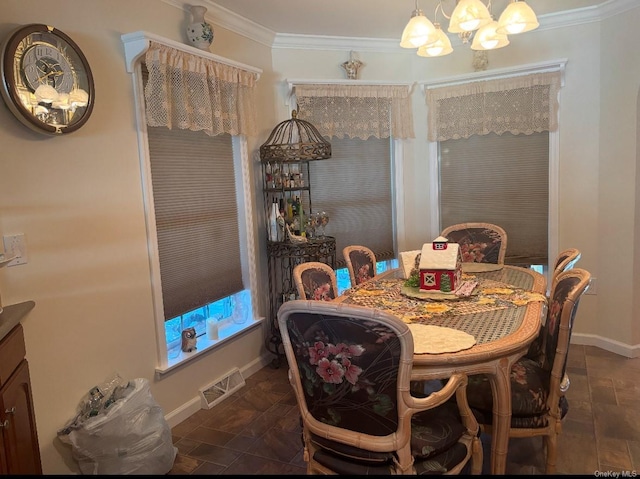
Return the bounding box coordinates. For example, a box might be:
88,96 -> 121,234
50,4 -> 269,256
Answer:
0,24 -> 95,135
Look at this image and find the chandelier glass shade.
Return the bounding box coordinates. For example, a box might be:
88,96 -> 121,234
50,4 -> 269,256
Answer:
417,23 -> 453,57
400,0 -> 538,56
496,0 -> 539,34
448,0 -> 491,33
400,8 -> 439,48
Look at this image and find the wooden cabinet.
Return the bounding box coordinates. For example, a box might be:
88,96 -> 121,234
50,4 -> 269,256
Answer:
0,324 -> 41,474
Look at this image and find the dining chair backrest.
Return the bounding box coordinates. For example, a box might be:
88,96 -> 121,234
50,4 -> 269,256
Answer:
441,222 -> 508,265
293,261 -> 338,301
342,245 -> 376,288
541,268 -> 591,392
277,300 -> 482,475
551,248 -> 581,287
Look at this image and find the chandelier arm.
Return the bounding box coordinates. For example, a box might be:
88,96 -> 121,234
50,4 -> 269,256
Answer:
437,1 -> 451,20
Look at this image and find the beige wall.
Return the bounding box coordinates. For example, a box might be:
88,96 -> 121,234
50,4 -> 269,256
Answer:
1,0 -> 276,474
2,0 -> 639,474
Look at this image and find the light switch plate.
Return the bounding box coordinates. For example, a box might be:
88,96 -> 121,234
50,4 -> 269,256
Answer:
2,234 -> 27,266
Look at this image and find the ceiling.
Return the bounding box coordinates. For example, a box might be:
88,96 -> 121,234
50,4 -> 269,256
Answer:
208,0 -> 606,40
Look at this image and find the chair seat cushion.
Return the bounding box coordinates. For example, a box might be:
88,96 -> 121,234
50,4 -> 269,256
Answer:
313,440 -> 469,475
467,357 -> 550,417
466,357 -> 569,429
310,433 -> 394,464
310,401 -> 468,474
411,401 -> 466,459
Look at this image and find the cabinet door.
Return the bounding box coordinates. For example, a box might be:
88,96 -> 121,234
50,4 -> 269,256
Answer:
0,360 -> 42,474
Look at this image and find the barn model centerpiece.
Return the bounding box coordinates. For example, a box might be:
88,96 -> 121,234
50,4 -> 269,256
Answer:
419,236 -> 462,292
402,237 -> 477,300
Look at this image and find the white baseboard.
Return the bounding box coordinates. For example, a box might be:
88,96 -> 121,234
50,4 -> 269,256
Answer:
571,333 -> 640,358
164,354 -> 273,428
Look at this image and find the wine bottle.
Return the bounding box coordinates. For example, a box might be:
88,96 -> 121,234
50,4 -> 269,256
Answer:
268,198 -> 279,241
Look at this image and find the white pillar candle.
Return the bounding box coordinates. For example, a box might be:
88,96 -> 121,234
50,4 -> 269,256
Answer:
207,319 -> 219,340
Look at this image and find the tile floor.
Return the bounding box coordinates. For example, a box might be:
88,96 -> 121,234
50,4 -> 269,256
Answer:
169,345 -> 640,475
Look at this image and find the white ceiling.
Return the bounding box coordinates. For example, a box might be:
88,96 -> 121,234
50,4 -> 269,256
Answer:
208,0 -> 606,39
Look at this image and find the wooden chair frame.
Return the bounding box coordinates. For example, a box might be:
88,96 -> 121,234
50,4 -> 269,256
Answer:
292,261 -> 339,301
552,248 -> 581,287
277,300 -> 483,475
342,244 -> 377,288
441,222 -> 508,265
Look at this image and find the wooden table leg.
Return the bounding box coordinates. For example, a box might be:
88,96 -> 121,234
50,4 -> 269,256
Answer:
488,358 -> 512,474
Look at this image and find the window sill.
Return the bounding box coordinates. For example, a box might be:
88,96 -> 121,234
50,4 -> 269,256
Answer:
155,315 -> 264,377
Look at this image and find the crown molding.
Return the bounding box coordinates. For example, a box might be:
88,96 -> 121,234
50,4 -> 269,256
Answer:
160,0 -> 276,48
162,0 -> 639,51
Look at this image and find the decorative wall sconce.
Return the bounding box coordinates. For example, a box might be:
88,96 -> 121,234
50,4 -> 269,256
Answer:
341,51 -> 363,80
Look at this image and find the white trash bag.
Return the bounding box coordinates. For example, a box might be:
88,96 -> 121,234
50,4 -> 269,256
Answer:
58,375 -> 177,475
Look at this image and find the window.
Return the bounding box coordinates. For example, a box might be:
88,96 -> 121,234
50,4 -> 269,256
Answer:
310,137 -> 395,267
292,81 -> 414,270
122,34 -> 262,372
424,64 -> 564,273
145,125 -> 255,363
439,131 -> 549,266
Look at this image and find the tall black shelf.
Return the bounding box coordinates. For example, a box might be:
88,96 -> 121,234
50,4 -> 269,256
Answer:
262,159 -> 336,367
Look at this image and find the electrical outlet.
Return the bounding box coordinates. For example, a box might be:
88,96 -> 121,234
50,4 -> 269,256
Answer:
585,277 -> 597,295
2,234 -> 27,266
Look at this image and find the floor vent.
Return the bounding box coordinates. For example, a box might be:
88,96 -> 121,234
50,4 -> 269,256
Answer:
199,368 -> 245,409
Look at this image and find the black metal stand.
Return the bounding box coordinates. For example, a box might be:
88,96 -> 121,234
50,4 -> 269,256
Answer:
265,236 -> 336,367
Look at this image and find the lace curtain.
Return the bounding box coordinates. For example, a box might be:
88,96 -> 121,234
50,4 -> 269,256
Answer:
144,41 -> 258,136
294,84 -> 414,139
425,71 -> 562,142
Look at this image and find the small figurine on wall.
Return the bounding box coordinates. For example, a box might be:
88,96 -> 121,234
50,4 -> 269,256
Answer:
181,327 -> 198,352
341,51 -> 363,80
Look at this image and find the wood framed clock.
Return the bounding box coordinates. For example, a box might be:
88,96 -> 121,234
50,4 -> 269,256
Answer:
0,24 -> 95,135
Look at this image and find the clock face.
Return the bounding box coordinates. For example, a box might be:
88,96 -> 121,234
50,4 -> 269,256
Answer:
0,24 -> 95,135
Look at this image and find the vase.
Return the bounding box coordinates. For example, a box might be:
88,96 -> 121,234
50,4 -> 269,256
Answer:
186,5 -> 214,51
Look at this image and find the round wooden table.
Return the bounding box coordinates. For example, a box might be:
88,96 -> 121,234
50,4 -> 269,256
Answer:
336,265 -> 547,475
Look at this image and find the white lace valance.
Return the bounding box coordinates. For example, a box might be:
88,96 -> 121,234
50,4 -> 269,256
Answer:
425,71 -> 562,142
144,41 -> 259,136
293,83 -> 415,140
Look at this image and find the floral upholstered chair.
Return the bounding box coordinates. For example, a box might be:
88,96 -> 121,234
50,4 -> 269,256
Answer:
441,222 -> 507,265
343,245 -> 377,288
293,262 -> 339,301
527,248 -> 582,361
465,268 -> 591,474
278,300 -> 483,475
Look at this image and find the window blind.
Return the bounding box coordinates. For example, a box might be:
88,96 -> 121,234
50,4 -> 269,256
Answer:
439,131 -> 549,265
310,137 -> 394,268
146,127 -> 243,319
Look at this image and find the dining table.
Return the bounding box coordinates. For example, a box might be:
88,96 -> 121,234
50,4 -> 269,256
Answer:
333,264 -> 548,475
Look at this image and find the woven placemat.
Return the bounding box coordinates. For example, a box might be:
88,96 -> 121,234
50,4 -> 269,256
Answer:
408,324 -> 477,354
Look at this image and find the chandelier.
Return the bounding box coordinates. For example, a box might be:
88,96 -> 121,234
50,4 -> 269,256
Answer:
400,0 -> 539,57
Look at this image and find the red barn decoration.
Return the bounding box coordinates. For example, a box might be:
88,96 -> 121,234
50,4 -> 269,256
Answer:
419,236 -> 462,292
